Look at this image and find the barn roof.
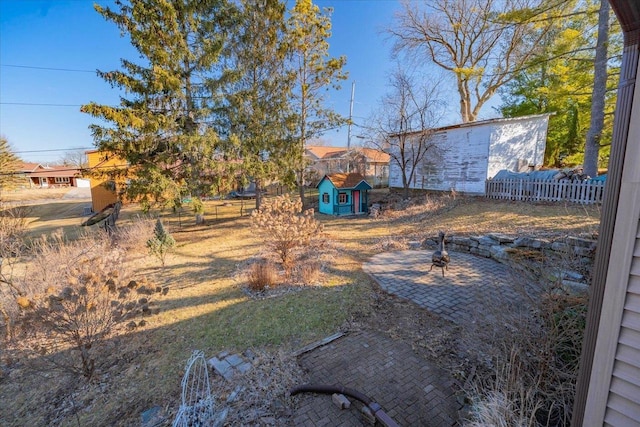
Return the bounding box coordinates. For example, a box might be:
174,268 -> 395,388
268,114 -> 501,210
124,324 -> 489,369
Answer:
389,113 -> 552,138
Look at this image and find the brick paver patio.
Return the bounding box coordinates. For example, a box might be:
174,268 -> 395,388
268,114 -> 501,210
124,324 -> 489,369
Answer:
292,249 -> 524,426
293,331 -> 459,427
363,250 -> 524,324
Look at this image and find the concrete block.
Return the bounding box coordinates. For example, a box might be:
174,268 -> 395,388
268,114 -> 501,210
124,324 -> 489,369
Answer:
513,236 -> 550,249
361,406 -> 376,424
332,393 -> 351,410
225,353 -> 244,367
450,236 -> 472,246
208,357 -> 234,381
477,236 -> 499,246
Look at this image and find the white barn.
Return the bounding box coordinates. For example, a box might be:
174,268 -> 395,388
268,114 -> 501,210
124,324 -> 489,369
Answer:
388,114 -> 550,195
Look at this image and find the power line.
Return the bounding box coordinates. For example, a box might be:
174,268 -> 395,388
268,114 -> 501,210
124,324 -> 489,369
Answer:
1,102 -> 83,107
1,64 -> 95,73
13,148 -> 93,154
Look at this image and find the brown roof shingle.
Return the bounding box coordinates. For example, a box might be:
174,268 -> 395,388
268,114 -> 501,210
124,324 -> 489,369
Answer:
326,172 -> 368,189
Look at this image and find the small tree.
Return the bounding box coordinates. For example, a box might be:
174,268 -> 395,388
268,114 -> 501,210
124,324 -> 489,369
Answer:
251,196 -> 323,270
366,67 -> 445,200
147,219 -> 176,266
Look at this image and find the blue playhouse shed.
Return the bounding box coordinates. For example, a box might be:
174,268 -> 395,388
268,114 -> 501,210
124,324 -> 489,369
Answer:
317,173 -> 372,216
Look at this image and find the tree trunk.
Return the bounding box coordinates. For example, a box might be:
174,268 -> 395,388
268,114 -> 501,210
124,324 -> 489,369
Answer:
583,0 -> 609,178
298,176 -> 306,210
255,178 -> 262,211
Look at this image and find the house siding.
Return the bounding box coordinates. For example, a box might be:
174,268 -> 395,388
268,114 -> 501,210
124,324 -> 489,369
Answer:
582,55 -> 640,425
603,219 -> 640,426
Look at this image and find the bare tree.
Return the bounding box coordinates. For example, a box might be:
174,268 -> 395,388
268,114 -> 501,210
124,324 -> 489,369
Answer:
59,149 -> 88,168
390,0 -> 557,122
365,68 -> 445,200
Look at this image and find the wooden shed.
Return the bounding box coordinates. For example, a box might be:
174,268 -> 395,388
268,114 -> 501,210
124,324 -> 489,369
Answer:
85,150 -> 128,213
317,173 -> 372,216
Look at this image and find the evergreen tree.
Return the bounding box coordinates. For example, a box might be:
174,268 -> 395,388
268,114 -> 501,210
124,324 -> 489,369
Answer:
82,0 -> 236,212
286,0 -> 347,206
147,218 -> 176,266
223,0 -> 294,209
0,137 -> 21,197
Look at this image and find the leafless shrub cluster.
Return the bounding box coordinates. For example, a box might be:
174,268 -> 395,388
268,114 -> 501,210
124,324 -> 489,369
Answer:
111,216 -> 156,254
463,253 -> 588,426
246,261 -> 280,291
0,202 -> 30,339
378,191 -> 457,222
251,196 -> 324,271
0,221 -> 167,381
12,231 -> 163,379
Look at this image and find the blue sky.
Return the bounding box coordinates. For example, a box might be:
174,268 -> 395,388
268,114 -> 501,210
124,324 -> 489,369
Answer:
0,0 -> 475,163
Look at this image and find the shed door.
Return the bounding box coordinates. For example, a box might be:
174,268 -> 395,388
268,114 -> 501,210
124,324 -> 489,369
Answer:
353,191 -> 360,214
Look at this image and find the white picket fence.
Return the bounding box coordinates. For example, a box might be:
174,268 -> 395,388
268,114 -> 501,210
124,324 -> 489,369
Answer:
485,179 -> 605,204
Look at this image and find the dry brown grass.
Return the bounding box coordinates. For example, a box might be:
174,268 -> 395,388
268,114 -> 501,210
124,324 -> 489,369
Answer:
0,189 -> 602,426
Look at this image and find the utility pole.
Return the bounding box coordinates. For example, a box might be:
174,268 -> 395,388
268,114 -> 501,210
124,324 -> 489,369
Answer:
347,81 -> 355,149
347,81 -> 355,173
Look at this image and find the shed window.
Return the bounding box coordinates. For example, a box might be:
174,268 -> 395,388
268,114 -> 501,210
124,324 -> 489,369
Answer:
322,193 -> 329,203
338,193 -> 348,204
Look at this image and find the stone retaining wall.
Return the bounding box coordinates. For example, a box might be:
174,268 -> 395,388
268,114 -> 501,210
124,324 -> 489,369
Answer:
423,233 -> 597,293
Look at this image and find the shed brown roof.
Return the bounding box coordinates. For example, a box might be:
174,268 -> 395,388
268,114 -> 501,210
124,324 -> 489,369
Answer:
326,172 -> 367,189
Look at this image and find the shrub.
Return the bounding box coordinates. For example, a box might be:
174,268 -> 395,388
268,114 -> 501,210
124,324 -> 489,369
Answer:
146,218 -> 175,266
251,196 -> 324,271
246,261 -> 279,291
16,231 -> 159,380
464,260 -> 589,426
0,202 -> 30,339
296,262 -> 321,285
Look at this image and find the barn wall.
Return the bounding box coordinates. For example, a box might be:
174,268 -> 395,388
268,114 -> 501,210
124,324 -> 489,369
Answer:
388,115 -> 549,195
487,116 -> 549,178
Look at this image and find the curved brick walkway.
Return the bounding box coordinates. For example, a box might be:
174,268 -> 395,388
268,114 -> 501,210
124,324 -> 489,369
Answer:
363,250 -> 523,325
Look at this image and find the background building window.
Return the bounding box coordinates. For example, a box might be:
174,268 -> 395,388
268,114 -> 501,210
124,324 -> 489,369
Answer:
338,193 -> 348,204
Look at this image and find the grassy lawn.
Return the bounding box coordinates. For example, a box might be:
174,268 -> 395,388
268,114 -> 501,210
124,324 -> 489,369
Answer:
0,189 -> 601,426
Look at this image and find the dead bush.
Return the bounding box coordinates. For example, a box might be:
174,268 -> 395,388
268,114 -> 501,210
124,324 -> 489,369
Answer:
251,196 -> 324,271
463,254 -> 588,427
112,216 -> 155,254
0,202 -> 30,339
295,262 -> 321,285
13,230 -> 162,380
246,261 -> 280,291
